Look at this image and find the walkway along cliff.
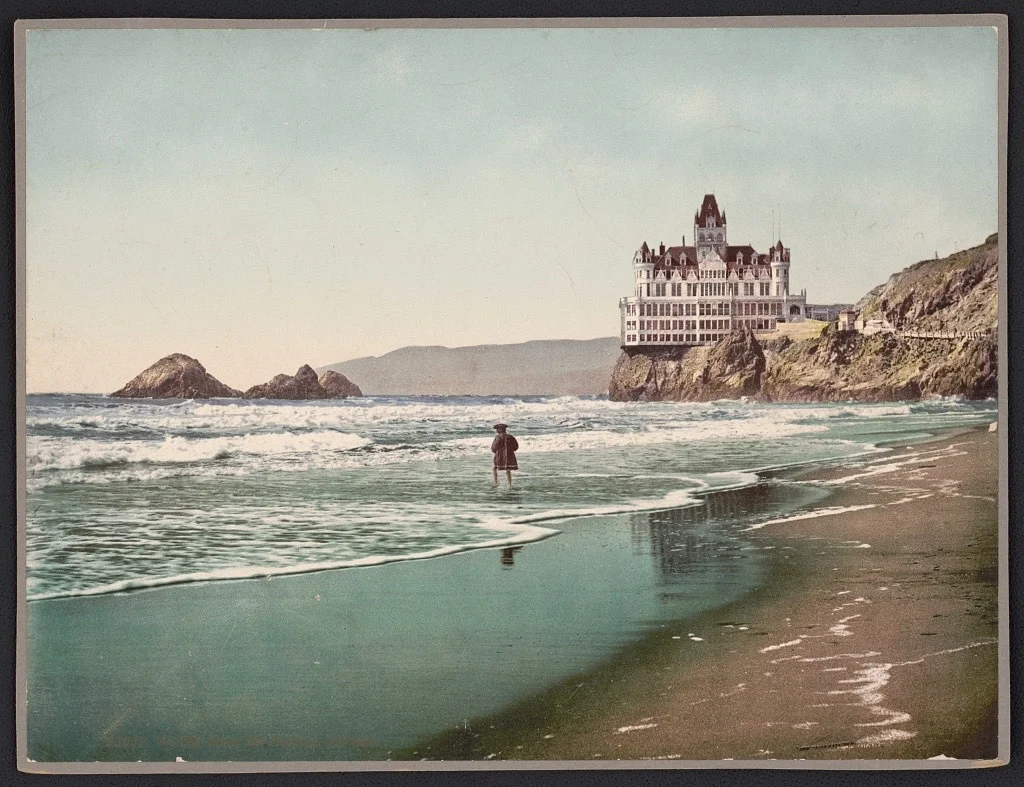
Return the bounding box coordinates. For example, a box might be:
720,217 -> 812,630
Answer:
608,234 -> 998,403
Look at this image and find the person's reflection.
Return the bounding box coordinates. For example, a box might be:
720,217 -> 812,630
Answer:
500,546 -> 523,568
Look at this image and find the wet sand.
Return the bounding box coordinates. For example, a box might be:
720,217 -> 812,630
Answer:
412,428 -> 1000,763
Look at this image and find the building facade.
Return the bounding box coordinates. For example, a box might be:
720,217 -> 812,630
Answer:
619,194 -> 807,347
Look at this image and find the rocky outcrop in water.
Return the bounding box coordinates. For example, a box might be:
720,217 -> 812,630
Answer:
608,326 -> 764,402
111,354 -> 242,399
244,364 -> 332,400
608,235 -> 998,403
318,370 -> 362,398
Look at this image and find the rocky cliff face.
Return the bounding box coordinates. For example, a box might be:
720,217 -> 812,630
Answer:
319,370 -> 362,398
608,326 -> 765,402
760,324 -> 996,402
244,364 -> 333,400
608,236 -> 997,403
111,354 -> 242,399
855,234 -> 998,333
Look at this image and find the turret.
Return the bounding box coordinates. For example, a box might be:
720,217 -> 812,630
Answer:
770,238 -> 791,297
633,241 -> 655,299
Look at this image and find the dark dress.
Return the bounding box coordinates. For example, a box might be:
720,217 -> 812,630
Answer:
491,433 -> 519,470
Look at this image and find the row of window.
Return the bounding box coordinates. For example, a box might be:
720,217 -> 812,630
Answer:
735,318 -> 777,330
737,301 -> 782,316
623,334 -> 714,344
637,268 -> 783,282
637,267 -> 779,281
626,300 -> 780,318
636,279 -> 783,299
636,319 -> 733,331
649,282 -> 688,297
624,319 -> 779,344
625,333 -> 727,344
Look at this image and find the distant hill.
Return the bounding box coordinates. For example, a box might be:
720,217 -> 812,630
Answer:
320,337 -> 622,396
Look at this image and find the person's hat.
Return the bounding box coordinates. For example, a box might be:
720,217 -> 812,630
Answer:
493,423 -> 508,429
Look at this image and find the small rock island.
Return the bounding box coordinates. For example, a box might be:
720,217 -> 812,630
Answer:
111,359 -> 362,400
111,353 -> 243,399
244,364 -> 361,400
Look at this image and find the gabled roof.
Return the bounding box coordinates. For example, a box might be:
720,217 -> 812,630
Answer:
726,244 -> 760,262
696,194 -> 725,226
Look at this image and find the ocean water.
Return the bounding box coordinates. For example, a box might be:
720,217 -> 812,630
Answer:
26,394 -> 996,602
25,393 -> 997,760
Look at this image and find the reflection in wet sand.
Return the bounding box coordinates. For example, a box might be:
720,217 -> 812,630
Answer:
629,482 -> 827,582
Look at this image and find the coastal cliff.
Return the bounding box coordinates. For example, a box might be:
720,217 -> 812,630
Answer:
111,354 -> 242,399
608,327 -> 764,402
760,324 -> 996,402
608,235 -> 998,403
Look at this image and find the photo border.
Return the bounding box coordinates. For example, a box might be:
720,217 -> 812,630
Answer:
12,13 -> 1011,775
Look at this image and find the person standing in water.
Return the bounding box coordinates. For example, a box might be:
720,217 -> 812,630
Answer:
491,423 -> 519,487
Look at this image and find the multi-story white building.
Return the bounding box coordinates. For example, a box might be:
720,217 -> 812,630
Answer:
619,194 -> 807,347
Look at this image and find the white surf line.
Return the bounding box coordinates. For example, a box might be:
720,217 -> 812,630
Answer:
826,640 -> 997,748
614,723 -> 658,734
743,504 -> 877,532
824,448 -> 969,486
32,472 -> 763,602
759,638 -> 804,654
770,651 -> 882,665
740,443 -> 891,477
28,520 -> 562,602
828,614 -> 861,638
829,663 -> 913,729
932,480 -> 997,504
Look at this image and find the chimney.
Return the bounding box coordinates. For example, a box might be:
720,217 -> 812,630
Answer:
682,235 -> 685,246
659,242 -> 665,255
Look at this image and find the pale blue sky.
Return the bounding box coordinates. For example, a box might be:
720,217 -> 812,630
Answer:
26,25 -> 999,392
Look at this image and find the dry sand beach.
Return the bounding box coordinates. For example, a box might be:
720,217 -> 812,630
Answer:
413,427 -> 999,762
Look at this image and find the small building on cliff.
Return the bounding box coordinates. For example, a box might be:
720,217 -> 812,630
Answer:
619,194 -> 808,347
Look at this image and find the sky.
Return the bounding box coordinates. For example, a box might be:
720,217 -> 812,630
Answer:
25,24 -> 999,393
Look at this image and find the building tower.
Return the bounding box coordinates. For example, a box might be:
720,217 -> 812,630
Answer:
632,241 -> 654,299
770,239 -> 790,298
693,194 -> 727,261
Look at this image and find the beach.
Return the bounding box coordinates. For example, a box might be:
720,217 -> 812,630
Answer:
411,427 -> 1000,762
24,396 -> 1000,764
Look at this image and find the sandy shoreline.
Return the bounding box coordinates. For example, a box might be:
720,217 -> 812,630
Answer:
409,427 -> 1000,763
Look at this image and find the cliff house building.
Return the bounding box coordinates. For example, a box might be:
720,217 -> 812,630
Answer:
619,194 -> 808,347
